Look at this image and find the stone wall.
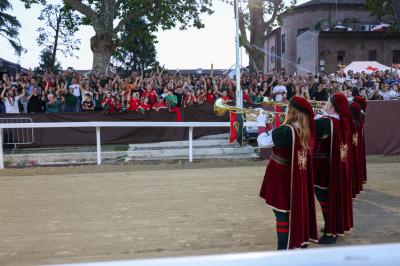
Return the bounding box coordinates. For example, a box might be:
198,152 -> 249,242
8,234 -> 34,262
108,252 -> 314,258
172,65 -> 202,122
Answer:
280,4 -> 376,73
318,32 -> 400,74
296,30 -> 319,76
264,28 -> 281,73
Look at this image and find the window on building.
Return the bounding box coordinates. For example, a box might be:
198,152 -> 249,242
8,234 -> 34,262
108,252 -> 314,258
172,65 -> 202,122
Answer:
298,57 -> 301,64
337,50 -> 346,65
282,34 -> 286,54
393,50 -> 400,64
270,46 -> 275,63
369,50 -> 377,61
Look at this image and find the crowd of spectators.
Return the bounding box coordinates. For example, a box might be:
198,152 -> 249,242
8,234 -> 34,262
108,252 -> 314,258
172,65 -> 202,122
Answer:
0,66 -> 399,114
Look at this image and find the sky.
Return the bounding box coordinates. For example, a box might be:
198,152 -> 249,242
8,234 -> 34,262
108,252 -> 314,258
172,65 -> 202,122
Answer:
1,0 -> 308,70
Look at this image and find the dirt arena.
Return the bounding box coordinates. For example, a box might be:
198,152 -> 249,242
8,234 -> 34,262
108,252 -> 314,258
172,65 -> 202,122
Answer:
1,159 -> 400,266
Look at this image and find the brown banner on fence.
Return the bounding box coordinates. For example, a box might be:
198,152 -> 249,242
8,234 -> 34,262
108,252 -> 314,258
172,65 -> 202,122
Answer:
0,103 -> 229,147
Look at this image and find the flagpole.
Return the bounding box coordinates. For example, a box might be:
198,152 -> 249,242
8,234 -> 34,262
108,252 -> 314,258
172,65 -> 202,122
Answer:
235,0 -> 243,108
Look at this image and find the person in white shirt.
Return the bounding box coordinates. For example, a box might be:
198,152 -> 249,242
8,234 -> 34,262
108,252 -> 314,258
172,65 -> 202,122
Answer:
380,84 -> 391,100
1,86 -> 25,113
272,79 -> 287,102
389,84 -> 399,99
69,78 -> 81,111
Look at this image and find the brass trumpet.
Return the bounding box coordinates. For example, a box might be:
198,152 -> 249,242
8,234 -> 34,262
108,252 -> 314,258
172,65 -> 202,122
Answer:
213,98 -> 282,123
262,97 -> 325,112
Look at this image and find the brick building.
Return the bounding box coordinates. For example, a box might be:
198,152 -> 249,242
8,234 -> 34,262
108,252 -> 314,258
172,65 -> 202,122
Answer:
264,0 -> 400,75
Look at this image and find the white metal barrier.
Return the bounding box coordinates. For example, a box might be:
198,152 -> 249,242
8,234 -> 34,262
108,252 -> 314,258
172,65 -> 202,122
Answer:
0,121 -> 257,169
48,243 -> 400,266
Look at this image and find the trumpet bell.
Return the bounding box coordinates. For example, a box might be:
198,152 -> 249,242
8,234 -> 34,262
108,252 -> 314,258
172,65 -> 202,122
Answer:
214,98 -> 230,116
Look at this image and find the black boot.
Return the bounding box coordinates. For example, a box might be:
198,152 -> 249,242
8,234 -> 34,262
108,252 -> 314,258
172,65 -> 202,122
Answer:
318,234 -> 337,245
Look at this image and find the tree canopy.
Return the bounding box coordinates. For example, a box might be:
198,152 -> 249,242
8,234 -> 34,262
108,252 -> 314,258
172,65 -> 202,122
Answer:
36,4 -> 81,72
0,0 -> 25,55
113,18 -> 158,76
21,0 -> 214,73
223,0 -> 296,73
365,0 -> 398,31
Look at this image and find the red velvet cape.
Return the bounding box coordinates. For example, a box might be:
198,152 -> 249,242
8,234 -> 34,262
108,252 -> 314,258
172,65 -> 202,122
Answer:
325,117 -> 354,236
260,125 -> 318,248
351,118 -> 366,198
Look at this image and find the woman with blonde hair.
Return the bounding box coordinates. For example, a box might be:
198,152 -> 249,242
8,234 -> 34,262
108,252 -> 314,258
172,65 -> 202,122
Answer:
257,96 -> 318,249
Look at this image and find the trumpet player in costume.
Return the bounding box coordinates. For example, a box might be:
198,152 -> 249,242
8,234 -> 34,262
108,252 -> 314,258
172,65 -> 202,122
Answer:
352,96 -> 368,186
314,92 -> 353,244
349,101 -> 364,198
257,96 -> 318,250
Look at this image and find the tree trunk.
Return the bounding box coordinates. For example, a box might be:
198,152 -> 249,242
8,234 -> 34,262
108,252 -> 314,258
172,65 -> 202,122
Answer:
51,13 -> 62,72
248,0 -> 266,74
91,33 -> 114,75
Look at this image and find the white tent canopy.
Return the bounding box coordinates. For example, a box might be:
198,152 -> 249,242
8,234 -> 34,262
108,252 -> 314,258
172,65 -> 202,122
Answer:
344,61 -> 400,75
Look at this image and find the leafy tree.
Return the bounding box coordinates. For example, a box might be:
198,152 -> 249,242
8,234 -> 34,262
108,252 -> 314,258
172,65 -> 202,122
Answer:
113,18 -> 158,76
0,0 -> 24,55
225,0 -> 296,73
34,48 -> 63,75
36,4 -> 81,72
365,0 -> 398,31
22,0 -> 213,74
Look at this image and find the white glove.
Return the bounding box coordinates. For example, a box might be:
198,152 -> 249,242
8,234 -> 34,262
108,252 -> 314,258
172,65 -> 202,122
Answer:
256,109 -> 267,127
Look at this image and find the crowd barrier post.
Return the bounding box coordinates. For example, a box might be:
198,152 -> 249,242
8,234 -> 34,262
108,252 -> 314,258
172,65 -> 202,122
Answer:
189,126 -> 194,162
0,128 -> 3,169
96,126 -> 101,165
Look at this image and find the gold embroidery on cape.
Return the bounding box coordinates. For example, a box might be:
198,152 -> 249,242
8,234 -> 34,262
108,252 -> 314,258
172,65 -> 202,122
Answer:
352,133 -> 358,146
340,143 -> 349,162
298,149 -> 307,171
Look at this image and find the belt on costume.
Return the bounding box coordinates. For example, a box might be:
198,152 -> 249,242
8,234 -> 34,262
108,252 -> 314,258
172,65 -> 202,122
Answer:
313,152 -> 330,158
271,153 -> 291,165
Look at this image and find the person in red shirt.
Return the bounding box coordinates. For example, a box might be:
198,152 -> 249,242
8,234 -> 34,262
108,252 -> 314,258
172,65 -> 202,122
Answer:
137,96 -> 151,112
220,90 -> 232,103
152,97 -> 168,111
101,91 -> 115,113
141,84 -> 157,105
205,88 -> 216,103
195,89 -> 205,105
184,90 -> 197,107
243,88 -> 250,103
127,92 -> 140,111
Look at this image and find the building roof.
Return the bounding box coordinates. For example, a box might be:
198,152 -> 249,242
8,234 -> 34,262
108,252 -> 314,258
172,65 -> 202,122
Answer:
297,0 -> 365,8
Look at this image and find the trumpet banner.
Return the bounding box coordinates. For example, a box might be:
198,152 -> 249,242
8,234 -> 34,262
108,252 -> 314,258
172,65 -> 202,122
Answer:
229,111 -> 244,146
274,105 -> 286,128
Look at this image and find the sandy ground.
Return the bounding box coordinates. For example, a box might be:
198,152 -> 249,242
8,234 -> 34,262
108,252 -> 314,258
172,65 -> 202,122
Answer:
0,160 -> 400,266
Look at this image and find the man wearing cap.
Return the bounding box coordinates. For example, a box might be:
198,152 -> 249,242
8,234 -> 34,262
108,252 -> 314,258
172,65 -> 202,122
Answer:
314,92 -> 353,244
257,96 -> 318,250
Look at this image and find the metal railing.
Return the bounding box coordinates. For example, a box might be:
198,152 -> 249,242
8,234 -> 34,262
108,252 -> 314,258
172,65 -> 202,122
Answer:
0,117 -> 34,153
0,121 -> 257,169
